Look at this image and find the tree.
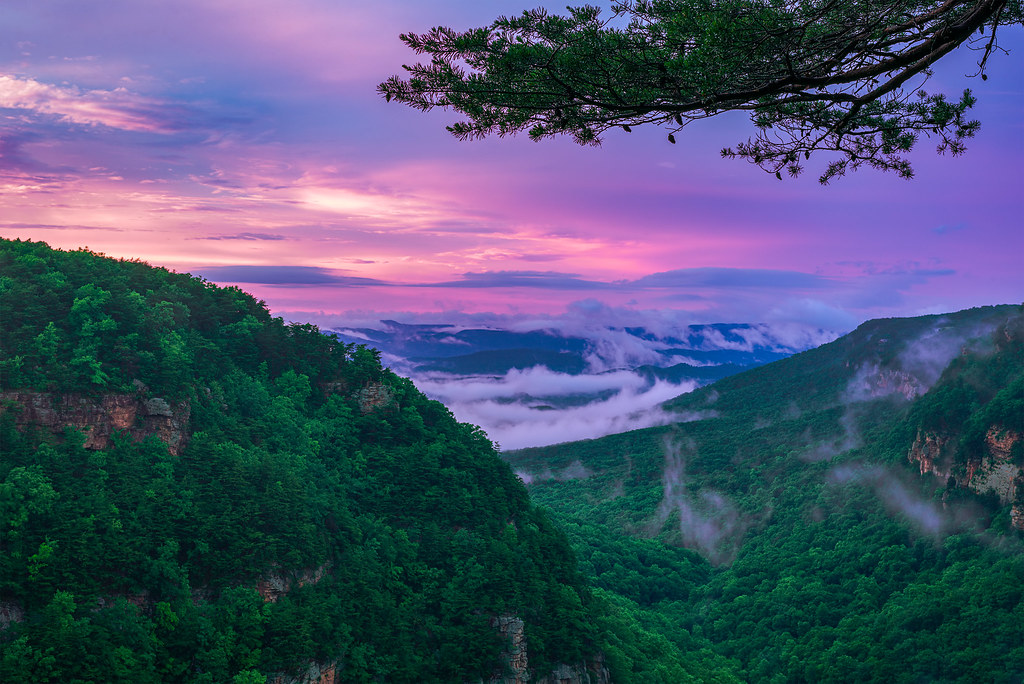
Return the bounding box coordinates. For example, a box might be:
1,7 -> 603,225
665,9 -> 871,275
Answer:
380,0 -> 1021,183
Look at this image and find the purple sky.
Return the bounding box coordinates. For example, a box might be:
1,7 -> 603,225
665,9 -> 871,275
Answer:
2,1 -> 1022,332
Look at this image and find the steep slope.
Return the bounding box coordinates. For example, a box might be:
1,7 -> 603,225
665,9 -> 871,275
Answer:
0,239 -> 605,683
506,304 -> 1024,682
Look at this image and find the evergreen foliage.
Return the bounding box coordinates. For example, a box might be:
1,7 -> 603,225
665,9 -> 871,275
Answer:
380,1 -> 1022,182
507,303 -> 1024,682
0,239 -> 600,682
4,238 -> 1022,682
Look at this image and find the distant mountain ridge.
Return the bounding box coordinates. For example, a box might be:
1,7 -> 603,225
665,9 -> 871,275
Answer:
330,320 -> 819,373
329,319 -> 833,449
503,303 -> 1024,681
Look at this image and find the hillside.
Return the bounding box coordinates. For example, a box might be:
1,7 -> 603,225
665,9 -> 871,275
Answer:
506,304 -> 1024,682
329,317 -> 827,451
0,239 -> 611,683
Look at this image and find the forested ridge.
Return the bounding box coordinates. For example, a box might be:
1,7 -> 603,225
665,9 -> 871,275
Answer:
508,304 -> 1024,682
0,238 -> 605,682
3,238 -> 1023,682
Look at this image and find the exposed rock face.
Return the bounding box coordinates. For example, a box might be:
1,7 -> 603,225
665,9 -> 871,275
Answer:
963,428 -> 1023,507
858,368 -> 927,401
0,391 -> 191,456
0,601 -> 24,629
486,614 -> 610,684
255,564 -> 330,603
1012,503 -> 1024,532
913,426 -> 1024,531
986,427 -> 1023,463
354,382 -> 395,414
270,661 -> 338,684
908,429 -> 954,479
534,658 -> 611,684
490,616 -> 529,683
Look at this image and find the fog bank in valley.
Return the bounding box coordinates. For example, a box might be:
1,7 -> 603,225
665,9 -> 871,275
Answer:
313,307 -> 841,450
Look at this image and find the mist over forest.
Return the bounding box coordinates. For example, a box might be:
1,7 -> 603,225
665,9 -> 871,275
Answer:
2,0 -> 1022,680
326,315 -> 838,449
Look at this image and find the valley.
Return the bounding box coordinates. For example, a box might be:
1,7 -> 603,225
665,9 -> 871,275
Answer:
505,305 -> 1024,681
330,320 -> 832,450
2,239 -> 1021,682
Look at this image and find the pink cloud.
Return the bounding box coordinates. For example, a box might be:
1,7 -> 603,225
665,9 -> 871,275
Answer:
0,2 -> 1019,330
0,74 -> 181,133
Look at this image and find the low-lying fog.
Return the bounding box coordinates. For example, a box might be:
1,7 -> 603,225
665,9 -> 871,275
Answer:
319,310 -> 840,450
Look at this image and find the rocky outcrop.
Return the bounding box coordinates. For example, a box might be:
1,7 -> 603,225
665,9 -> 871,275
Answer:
963,428 -> 1023,507
856,367 -> 927,401
985,427 -> 1023,463
354,382 -> 396,414
490,616 -> 529,683
0,601 -> 24,629
270,661 -> 338,684
536,659 -> 611,684
914,425 -> 1024,531
908,429 -> 955,479
255,564 -> 330,603
1012,503 -> 1024,532
486,614 -> 610,684
0,391 -> 190,455
532,657 -> 611,684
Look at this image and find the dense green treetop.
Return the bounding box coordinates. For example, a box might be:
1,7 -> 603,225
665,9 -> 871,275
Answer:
5,239 -> 1022,682
381,0 -> 1022,183
0,239 -> 368,399
0,239 -> 607,682
505,303 -> 1024,682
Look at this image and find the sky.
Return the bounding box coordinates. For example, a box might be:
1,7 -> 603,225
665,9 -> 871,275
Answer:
1,0 -> 1022,335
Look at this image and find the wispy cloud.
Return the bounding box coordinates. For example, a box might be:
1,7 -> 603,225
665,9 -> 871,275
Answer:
418,369 -> 696,451
195,265 -> 388,287
0,74 -> 187,133
0,221 -> 121,232
631,267 -> 835,290
192,232 -> 287,241
411,267 -> 836,293
828,463 -> 987,537
428,270 -> 611,290
651,436 -> 752,565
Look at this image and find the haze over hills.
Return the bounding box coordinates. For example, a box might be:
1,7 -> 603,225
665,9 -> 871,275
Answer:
5,239 -> 1023,682
0,240 -> 614,683
330,319 -> 839,449
504,303 -> 1024,681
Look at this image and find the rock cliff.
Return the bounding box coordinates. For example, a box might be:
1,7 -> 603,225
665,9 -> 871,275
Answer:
487,614 -> 610,684
0,391 -> 190,455
354,382 -> 396,414
909,426 -> 1024,530
907,429 -> 955,480
863,368 -> 927,400
964,428 -> 1023,504
255,564 -> 330,603
0,381 -> 398,454
270,661 -> 338,684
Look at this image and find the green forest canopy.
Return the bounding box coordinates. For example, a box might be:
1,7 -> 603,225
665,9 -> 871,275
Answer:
505,304 -> 1024,682
0,239 -> 610,682
3,239 -> 1023,682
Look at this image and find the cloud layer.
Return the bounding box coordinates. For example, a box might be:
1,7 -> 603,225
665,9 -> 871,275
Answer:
417,368 -> 695,450
1,1 -> 1021,331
